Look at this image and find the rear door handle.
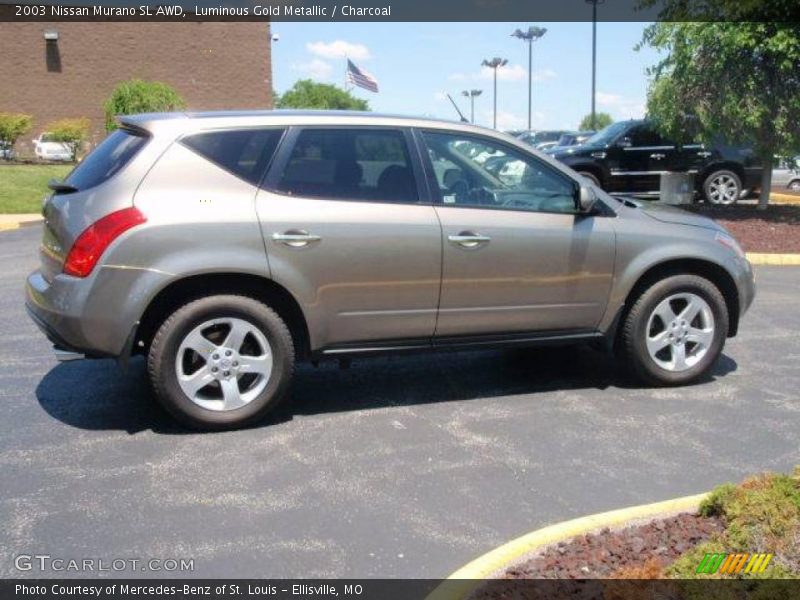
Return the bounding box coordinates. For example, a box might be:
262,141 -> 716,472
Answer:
650,153 -> 666,160
447,232 -> 491,248
697,151 -> 712,158
272,230 -> 321,248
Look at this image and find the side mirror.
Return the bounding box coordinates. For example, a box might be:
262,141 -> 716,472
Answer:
577,183 -> 597,213
617,136 -> 632,148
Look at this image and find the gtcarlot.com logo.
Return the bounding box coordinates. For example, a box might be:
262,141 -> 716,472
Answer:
14,554 -> 194,573
696,552 -> 773,575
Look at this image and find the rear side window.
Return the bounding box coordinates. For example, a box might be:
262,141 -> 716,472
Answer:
65,129 -> 148,191
181,128 -> 284,186
274,128 -> 419,203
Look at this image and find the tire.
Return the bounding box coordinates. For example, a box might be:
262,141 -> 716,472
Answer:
621,274 -> 728,386
578,171 -> 602,188
147,295 -> 295,430
703,170 -> 741,205
789,180 -> 800,191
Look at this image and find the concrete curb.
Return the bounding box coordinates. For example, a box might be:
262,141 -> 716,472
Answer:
746,253 -> 800,266
425,492 -> 708,600
0,214 -> 43,231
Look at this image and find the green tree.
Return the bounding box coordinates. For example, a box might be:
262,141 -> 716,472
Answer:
104,80 -> 186,132
276,80 -> 369,111
46,117 -> 90,161
578,112 -> 613,131
0,113 -> 33,158
638,7 -> 800,208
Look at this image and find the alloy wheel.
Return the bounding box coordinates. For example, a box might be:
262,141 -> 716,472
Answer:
707,174 -> 739,205
645,293 -> 715,372
175,317 -> 273,411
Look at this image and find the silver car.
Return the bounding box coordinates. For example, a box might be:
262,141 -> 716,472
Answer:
25,111 -> 756,429
772,156 -> 800,191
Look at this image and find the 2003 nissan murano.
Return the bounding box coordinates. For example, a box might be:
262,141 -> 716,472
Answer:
25,111 -> 755,429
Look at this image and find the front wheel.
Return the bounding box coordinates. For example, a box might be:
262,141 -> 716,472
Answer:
789,180 -> 800,191
703,170 -> 741,205
147,295 -> 295,430
621,275 -> 729,386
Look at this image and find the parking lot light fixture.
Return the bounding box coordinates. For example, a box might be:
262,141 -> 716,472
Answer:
585,0 -> 606,130
482,57 -> 508,129
511,26 -> 547,130
461,89 -> 483,124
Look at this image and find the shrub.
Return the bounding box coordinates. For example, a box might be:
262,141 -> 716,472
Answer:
0,113 -> 33,157
46,117 -> 90,161
104,80 -> 186,132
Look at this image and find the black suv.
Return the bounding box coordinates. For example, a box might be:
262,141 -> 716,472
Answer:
550,120 -> 762,204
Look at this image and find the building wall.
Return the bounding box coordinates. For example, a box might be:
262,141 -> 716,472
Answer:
0,22 -> 272,153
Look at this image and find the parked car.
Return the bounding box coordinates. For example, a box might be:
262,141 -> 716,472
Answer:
0,141 -> 14,160
32,133 -> 73,161
546,131 -> 596,152
517,130 -> 571,150
772,156 -> 800,191
550,120 -> 763,204
26,111 -> 755,429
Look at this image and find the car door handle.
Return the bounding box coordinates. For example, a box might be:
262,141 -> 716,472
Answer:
272,230 -> 321,248
650,153 -> 666,160
447,232 -> 491,248
696,151 -> 712,158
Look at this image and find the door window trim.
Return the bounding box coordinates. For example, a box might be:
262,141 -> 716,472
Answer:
262,125 -> 432,206
414,127 -> 585,216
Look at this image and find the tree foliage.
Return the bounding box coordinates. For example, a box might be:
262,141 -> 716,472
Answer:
46,117 -> 90,160
578,112 -> 613,131
638,7 -> 800,207
104,80 -> 186,132
276,80 -> 369,111
0,113 -> 33,155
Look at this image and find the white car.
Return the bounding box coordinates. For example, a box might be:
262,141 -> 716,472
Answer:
32,134 -> 73,161
773,156 -> 800,191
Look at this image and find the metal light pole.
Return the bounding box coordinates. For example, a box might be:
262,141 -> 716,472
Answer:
585,0 -> 605,130
481,57 -> 507,129
461,89 -> 482,124
511,26 -> 547,131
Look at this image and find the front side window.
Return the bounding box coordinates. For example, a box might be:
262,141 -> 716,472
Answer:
629,125 -> 670,148
422,131 -> 577,214
181,128 -> 285,186
274,128 -> 418,203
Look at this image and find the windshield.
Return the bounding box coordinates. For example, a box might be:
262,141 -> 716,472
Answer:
585,121 -> 631,146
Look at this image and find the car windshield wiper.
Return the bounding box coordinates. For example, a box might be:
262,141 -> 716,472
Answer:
48,179 -> 78,194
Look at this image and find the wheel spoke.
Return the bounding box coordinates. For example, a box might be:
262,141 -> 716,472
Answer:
239,354 -> 272,376
671,343 -> 688,370
686,327 -> 713,348
653,299 -> 677,323
679,297 -> 703,324
220,378 -> 246,410
183,329 -> 216,357
646,331 -> 670,355
179,365 -> 214,397
223,320 -> 250,352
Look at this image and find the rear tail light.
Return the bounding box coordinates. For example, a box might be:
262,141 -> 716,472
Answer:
63,207 -> 146,277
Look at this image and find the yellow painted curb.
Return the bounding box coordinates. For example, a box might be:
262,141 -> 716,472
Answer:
746,252 -> 800,266
0,223 -> 20,232
426,492 -> 708,600
770,192 -> 800,205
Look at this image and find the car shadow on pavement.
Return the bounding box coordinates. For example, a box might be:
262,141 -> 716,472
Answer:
35,345 -> 738,433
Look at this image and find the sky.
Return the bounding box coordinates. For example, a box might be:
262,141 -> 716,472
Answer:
271,22 -> 663,132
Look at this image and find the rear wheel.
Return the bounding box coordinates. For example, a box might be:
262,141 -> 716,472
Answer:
789,180 -> 800,191
147,295 -> 294,430
621,274 -> 728,386
703,170 -> 741,205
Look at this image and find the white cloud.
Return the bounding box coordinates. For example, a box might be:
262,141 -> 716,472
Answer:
291,58 -> 333,81
596,91 -> 646,118
464,64 -> 557,83
482,109 -> 525,131
433,91 -> 448,102
447,73 -> 468,82
306,40 -> 371,60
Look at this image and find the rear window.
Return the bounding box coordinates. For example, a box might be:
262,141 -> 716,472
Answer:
65,129 -> 149,191
181,128 -> 285,186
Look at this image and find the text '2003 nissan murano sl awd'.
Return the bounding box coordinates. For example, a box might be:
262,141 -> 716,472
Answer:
25,111 -> 755,429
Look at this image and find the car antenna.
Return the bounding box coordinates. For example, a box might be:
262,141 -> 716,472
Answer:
446,94 -> 469,123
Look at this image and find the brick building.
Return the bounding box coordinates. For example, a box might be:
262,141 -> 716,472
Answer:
0,22 -> 273,153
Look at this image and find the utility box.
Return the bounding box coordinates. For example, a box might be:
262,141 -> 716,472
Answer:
659,172 -> 694,205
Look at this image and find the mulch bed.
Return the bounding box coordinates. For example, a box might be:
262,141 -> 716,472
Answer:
687,203 -> 800,253
503,512 -> 724,579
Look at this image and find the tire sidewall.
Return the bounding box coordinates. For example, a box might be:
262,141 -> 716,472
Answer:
151,296 -> 293,429
703,169 -> 741,205
628,276 -> 728,385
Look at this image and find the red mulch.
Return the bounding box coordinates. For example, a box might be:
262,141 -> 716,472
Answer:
686,203 -> 800,253
502,512 -> 724,580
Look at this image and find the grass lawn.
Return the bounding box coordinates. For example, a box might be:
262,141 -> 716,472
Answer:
0,164 -> 73,214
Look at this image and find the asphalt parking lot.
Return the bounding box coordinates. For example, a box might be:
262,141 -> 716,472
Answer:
1,224 -> 799,579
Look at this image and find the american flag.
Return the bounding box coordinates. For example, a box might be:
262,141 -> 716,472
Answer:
346,59 -> 379,93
